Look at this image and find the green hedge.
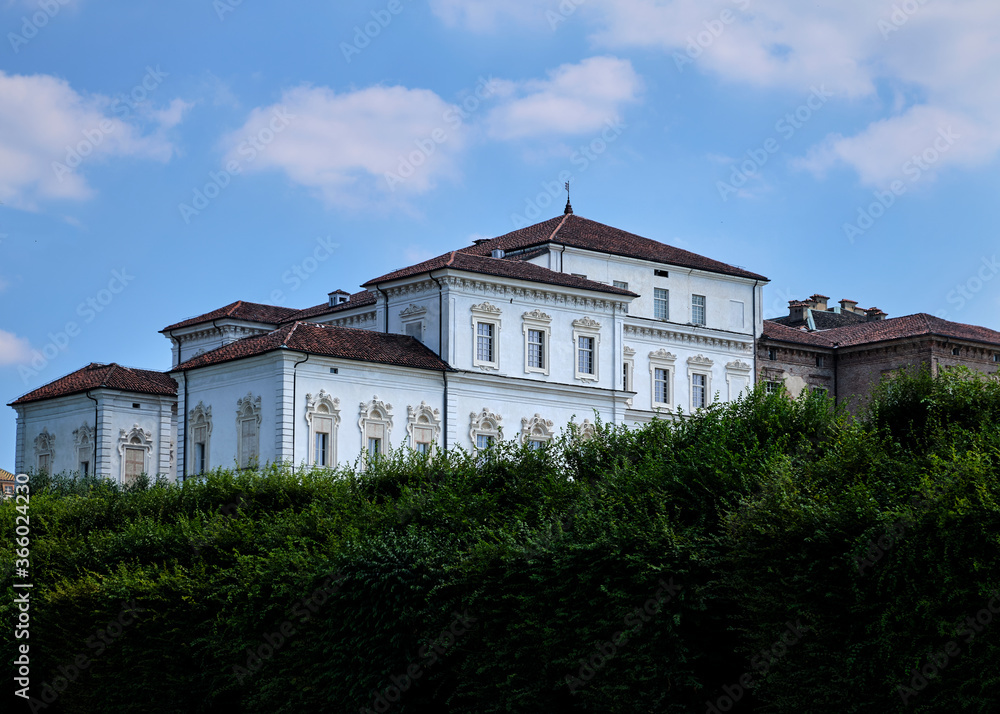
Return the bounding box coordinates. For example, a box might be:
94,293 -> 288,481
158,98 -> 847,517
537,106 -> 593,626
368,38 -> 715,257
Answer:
4,368 -> 999,713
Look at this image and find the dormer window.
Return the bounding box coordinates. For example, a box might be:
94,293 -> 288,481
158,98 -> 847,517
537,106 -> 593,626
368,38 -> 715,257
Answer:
327,290 -> 350,307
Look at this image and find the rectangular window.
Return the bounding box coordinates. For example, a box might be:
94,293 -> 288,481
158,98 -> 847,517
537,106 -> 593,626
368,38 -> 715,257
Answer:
623,362 -> 631,392
314,432 -> 329,466
313,416 -> 333,466
124,447 -> 144,482
613,280 -> 629,290
240,419 -> 258,468
194,443 -> 206,473
368,437 -> 382,457
654,269 -> 669,278
413,425 -> 434,454
654,368 -> 670,405
476,322 -> 494,362
476,434 -> 494,451
80,460 -> 90,476
654,288 -> 669,320
766,381 -> 782,395
527,329 -> 545,369
692,373 -> 707,409
38,453 -> 50,474
768,348 -> 777,361
692,295 -> 706,326
816,354 -> 825,367
528,440 -> 545,451
577,335 -> 595,375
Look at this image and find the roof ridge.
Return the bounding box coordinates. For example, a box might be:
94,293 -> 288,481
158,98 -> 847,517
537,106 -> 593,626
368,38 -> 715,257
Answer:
547,213 -> 570,243
446,250 -> 457,266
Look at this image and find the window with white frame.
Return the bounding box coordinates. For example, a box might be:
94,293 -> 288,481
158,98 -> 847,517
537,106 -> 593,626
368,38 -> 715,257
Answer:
521,310 -> 552,375
654,288 -> 669,320
623,346 -> 636,394
470,408 -> 502,451
613,280 -> 629,290
691,295 -> 706,326
189,401 -> 212,474
359,395 -> 393,464
766,380 -> 783,395
471,302 -> 501,370
407,401 -> 441,455
306,390 -> 340,468
572,317 -> 601,381
118,424 -> 153,485
74,423 -> 94,477
687,355 -> 714,410
399,304 -> 428,344
236,393 -> 262,469
521,413 -> 554,449
649,349 -> 677,409
34,429 -> 55,474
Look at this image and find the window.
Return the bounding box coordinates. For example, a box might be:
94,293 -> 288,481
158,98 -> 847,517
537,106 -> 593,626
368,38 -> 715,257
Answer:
80,459 -> 90,476
471,302 -> 501,370
578,336 -> 595,375
306,390 -> 340,468
994,354 -> 1000,363
768,348 -> 777,361
521,414 -> 554,448
522,309 -> 552,375
124,443 -> 145,483
34,429 -> 55,475
194,442 -> 206,473
190,402 -> 211,473
654,288 -> 669,320
816,354 -> 826,367
766,380 -> 783,395
404,321 -> 423,341
37,453 -> 51,474
359,396 -> 393,466
477,322 -> 494,361
75,425 -> 94,477
118,425 -> 153,484
691,373 -> 707,409
613,280 -> 629,290
654,269 -> 669,278
407,402 -> 441,455
528,329 -> 545,368
623,362 -> 631,392
952,346 -> 961,356
691,295 -> 706,326
470,408 -> 502,451
236,393 -> 262,469
572,317 -> 602,381
528,440 -> 545,450
654,368 -> 670,406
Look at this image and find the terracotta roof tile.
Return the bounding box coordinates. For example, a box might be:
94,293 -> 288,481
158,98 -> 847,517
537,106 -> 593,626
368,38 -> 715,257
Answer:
161,301 -> 301,332
459,214 -> 769,281
762,321 -> 837,347
9,363 -> 177,406
827,313 -> 1000,348
279,290 -> 378,323
173,322 -> 450,372
363,250 -> 638,296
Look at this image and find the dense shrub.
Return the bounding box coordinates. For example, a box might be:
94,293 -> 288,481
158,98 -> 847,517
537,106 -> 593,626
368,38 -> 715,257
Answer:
3,370 -> 999,713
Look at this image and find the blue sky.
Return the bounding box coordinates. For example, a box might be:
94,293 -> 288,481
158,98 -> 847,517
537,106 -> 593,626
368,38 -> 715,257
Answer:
2,0 -> 999,467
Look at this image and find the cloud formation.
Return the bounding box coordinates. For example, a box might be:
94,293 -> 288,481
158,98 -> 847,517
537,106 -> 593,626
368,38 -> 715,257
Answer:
0,329 -> 33,367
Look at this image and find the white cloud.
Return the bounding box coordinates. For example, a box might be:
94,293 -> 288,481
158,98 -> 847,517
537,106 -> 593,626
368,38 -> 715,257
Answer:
583,0 -> 1000,185
0,329 -> 33,366
486,56 -> 641,140
428,0 -> 552,31
0,71 -> 184,209
222,84 -> 471,207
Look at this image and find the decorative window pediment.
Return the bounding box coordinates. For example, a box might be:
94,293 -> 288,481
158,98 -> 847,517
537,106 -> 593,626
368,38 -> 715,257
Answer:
400,304 -> 428,318
471,302 -> 502,316
687,354 -> 714,369
521,414 -> 554,446
35,429 -> 55,473
522,309 -> 552,324
572,316 -> 601,330
407,401 -> 441,454
470,408 -> 503,450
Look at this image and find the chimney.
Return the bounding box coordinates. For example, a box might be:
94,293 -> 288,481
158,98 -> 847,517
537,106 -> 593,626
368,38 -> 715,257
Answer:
839,298 -> 859,314
809,294 -> 830,311
865,307 -> 886,322
788,300 -> 809,322
328,290 -> 350,307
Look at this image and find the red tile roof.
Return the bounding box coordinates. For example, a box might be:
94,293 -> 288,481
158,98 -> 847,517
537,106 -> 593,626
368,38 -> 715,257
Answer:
279,290 -> 378,323
762,321 -> 836,347
363,249 -> 639,296
161,301 -> 302,332
828,313 -> 1000,348
9,363 -> 177,406
458,214 -> 769,281
173,322 -> 450,372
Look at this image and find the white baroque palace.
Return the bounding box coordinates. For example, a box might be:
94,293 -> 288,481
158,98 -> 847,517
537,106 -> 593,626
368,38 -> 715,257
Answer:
9,209 -> 767,481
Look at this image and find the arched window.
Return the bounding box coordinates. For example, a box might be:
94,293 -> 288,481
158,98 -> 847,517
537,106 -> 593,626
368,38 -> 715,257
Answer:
359,396 -> 393,465
118,425 -> 153,485
34,429 -> 55,474
236,393 -> 261,469
306,390 -> 340,467
406,402 -> 441,455
520,414 -> 554,450
189,402 -> 213,474
469,408 -> 503,451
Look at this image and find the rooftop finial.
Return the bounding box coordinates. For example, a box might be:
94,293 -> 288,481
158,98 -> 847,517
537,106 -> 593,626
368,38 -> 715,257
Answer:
564,181 -> 573,215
